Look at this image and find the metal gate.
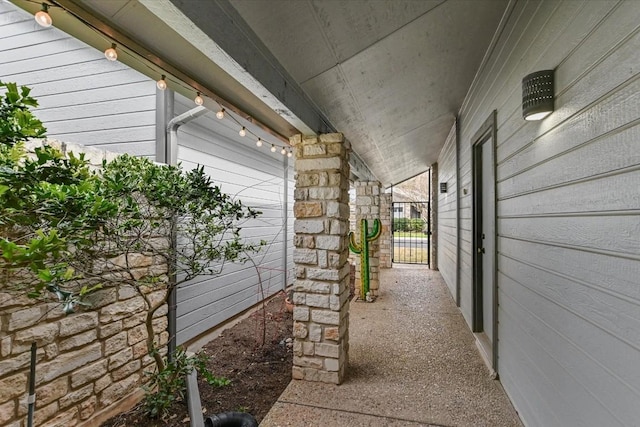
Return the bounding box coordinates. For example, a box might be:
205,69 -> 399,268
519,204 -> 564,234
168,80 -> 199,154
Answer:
392,201 -> 430,264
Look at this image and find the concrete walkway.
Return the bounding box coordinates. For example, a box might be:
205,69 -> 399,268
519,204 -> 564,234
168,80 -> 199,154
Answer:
260,266 -> 523,426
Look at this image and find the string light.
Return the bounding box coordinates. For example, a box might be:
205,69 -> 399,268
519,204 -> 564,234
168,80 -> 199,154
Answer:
287,150 -> 293,158
270,144 -> 277,153
280,147 -> 287,155
216,108 -> 225,120
194,92 -> 204,106
239,127 -> 246,137
35,3 -> 52,27
104,43 -> 118,61
156,75 -> 167,90
256,138 -> 263,147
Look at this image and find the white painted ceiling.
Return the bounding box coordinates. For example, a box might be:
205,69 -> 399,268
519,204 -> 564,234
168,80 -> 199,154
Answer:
16,0 -> 508,186
228,0 -> 508,186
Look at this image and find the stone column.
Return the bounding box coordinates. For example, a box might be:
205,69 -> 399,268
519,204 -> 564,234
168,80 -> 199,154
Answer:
379,193 -> 392,268
354,180 -> 382,299
291,133 -> 350,384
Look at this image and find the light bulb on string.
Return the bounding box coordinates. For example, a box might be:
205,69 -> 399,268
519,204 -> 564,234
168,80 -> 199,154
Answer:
239,127 -> 247,137
287,150 -> 293,158
216,108 -> 225,120
194,92 -> 204,106
35,3 -> 52,27
156,75 -> 167,91
270,144 -> 277,153
256,138 -> 263,147
281,147 -> 287,155
104,43 -> 118,61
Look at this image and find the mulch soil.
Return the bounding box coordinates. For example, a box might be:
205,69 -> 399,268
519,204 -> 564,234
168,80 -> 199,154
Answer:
102,265 -> 355,427
101,292 -> 294,427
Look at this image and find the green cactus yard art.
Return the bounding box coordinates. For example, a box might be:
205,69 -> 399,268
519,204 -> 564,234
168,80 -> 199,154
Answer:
349,218 -> 382,301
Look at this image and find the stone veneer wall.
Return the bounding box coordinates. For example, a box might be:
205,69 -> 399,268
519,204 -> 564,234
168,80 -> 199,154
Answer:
379,193 -> 392,269
354,181 -> 382,298
0,140 -> 168,427
290,133 -> 350,384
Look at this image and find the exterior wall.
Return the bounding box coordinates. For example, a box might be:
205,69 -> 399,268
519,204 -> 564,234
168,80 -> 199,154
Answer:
0,141 -> 167,427
173,94 -> 291,345
437,124 -> 458,299
443,1 -> 640,425
0,2 -> 157,158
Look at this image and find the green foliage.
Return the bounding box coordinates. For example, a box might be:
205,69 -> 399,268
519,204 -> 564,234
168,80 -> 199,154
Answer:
0,81 -> 46,147
393,217 -> 425,233
143,348 -> 229,419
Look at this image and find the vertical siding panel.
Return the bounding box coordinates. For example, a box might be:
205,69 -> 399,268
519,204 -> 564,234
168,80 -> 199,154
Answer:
457,0 -> 640,425
437,124 -> 458,298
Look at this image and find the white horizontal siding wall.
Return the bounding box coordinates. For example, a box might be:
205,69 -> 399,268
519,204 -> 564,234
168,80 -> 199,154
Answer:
437,124 -> 458,300
173,95 -> 290,345
0,2 -> 156,157
453,1 -> 640,426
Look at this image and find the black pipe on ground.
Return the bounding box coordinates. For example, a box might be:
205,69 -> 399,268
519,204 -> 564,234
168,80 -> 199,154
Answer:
204,412 -> 258,427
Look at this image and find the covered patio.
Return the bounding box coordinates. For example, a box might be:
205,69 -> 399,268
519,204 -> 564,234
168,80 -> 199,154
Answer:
262,266 -> 522,426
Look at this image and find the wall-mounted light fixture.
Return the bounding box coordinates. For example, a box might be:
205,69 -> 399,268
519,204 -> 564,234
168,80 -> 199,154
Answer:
440,182 -> 447,193
522,69 -> 554,121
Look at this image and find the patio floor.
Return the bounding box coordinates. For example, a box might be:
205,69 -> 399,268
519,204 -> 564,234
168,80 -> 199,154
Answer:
260,265 -> 523,426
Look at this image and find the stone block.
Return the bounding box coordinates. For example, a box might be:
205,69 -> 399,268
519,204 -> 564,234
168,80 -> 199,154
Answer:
317,250 -> 328,268
44,407 -> 79,426
293,356 -> 323,369
59,330 -> 97,352
315,342 -> 340,358
14,322 -> 59,347
38,376 -> 69,406
127,324 -> 148,346
0,373 -> 27,401
292,306 -> 309,321
293,322 -> 308,338
293,248 -> 317,264
104,331 -> 128,356
319,133 -> 343,143
79,396 -> 97,420
294,201 -> 323,218
315,235 -> 342,251
108,347 -> 133,370
323,327 -> 339,341
302,144 -> 326,157
122,312 -> 145,329
308,324 -> 322,342
132,340 -> 148,359
0,400 -> 15,425
112,359 -> 141,381
294,219 -> 324,234
99,374 -> 140,407
100,297 -> 145,323
305,268 -> 339,281
33,401 -> 58,426
302,342 -> 315,355
94,374 -> 111,394
289,134 -> 302,146
7,306 -> 44,331
324,358 -> 340,372
59,383 -> 93,409
293,340 -> 303,356
99,320 -> 123,339
293,188 -> 308,201
308,187 -> 341,200
302,136 -> 318,145
37,343 -> 102,384
296,157 -> 342,172
297,173 -> 319,187
0,336 -> 10,357
317,370 -> 340,384
305,294 -> 330,309
84,288 -> 117,309
311,309 -> 339,325
326,143 -> 345,156
292,366 -> 304,380
293,280 -> 330,294
71,359 -> 108,388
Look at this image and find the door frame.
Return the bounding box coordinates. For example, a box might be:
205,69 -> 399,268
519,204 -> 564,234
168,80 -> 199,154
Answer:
471,110 -> 498,371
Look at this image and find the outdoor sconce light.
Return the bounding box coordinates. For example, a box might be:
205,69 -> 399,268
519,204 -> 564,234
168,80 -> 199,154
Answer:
440,182 -> 447,193
522,69 -> 554,121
